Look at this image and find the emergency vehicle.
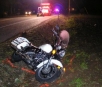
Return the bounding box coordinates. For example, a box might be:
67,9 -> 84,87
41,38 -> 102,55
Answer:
37,3 -> 51,17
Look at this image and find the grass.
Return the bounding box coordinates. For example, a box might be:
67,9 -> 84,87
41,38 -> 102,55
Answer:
70,78 -> 84,87
0,14 -> 102,87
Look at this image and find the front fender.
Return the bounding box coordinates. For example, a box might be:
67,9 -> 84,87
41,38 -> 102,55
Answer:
37,59 -> 63,69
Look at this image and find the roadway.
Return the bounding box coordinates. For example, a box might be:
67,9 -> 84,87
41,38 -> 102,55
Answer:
0,15 -> 57,43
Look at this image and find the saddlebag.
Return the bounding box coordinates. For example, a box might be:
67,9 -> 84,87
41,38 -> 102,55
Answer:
11,37 -> 30,51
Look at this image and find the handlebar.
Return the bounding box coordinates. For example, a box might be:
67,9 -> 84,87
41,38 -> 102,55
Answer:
52,28 -> 58,37
52,28 -> 62,46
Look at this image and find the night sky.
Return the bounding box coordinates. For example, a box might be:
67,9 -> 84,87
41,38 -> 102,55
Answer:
0,0 -> 102,17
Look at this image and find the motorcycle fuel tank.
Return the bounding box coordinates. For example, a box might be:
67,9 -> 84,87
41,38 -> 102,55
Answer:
39,44 -> 52,53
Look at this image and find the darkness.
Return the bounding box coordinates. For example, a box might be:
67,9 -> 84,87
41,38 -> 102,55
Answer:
85,0 -> 102,15
0,0 -> 102,17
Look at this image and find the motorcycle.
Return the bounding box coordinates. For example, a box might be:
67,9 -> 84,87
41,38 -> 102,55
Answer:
10,26 -> 69,83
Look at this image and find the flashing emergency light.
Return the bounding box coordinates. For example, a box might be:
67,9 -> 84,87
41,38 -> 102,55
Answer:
55,8 -> 60,12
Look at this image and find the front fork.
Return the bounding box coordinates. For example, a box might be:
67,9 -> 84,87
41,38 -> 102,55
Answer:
36,53 -> 66,74
43,56 -> 52,69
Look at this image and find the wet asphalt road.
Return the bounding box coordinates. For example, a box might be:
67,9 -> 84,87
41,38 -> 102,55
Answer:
0,15 -> 55,43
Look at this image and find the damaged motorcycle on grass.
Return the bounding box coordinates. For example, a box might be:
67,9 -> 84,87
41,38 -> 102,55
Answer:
10,26 -> 69,83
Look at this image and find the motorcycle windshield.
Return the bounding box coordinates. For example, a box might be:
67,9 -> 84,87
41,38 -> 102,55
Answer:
59,30 -> 69,49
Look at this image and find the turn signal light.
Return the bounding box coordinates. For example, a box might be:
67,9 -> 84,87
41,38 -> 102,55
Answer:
63,68 -> 66,72
52,50 -> 56,55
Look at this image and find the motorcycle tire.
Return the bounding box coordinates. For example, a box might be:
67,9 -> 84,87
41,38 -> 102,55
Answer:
11,52 -> 22,63
35,64 -> 61,83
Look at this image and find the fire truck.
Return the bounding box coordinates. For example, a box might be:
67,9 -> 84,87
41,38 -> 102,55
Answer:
37,3 -> 51,17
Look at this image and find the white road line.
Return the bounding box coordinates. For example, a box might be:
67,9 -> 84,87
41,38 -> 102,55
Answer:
0,18 -> 35,29
0,18 -> 16,22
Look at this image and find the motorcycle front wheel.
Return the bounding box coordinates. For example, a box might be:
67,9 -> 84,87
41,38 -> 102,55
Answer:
35,64 -> 61,83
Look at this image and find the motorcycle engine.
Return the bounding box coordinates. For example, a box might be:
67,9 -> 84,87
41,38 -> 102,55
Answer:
24,48 -> 48,69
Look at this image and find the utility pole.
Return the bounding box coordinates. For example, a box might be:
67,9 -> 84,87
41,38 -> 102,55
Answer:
69,0 -> 70,14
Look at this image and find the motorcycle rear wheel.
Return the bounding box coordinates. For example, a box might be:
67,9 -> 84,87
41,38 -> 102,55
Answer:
11,52 -> 22,63
35,64 -> 61,83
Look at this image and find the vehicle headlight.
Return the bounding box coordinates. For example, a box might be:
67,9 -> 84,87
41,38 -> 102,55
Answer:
25,12 -> 27,14
29,12 -> 31,15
